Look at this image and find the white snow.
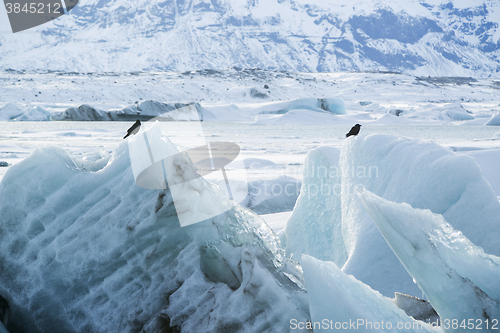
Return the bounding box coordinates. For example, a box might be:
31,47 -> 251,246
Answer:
0,0 -> 499,77
254,109 -> 348,125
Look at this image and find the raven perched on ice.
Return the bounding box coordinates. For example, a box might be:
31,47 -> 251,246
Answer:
346,124 -> 362,138
123,120 -> 141,139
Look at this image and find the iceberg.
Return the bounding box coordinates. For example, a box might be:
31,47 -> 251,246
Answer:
0,126 -> 309,332
438,103 -> 475,121
255,98 -> 346,115
301,255 -> 440,333
357,188 -> 500,332
121,101 -> 204,121
53,104 -> 112,121
340,134 -> 500,297
282,147 -> 347,266
485,112 -> 500,126
12,106 -> 52,121
0,103 -> 26,121
53,101 -> 204,121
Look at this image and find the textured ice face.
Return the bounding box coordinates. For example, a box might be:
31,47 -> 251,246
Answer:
301,255 -> 441,333
0,132 -> 309,332
283,146 -> 347,266
340,134 -> 500,297
357,188 -> 500,332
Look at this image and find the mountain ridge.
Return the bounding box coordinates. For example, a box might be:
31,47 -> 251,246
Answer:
0,0 -> 499,76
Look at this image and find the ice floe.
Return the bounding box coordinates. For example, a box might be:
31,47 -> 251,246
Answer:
357,188 -> 500,332
340,134 -> 500,297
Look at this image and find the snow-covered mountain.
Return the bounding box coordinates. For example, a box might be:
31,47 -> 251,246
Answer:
0,0 -> 499,76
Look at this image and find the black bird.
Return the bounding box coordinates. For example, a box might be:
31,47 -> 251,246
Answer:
346,124 -> 362,138
123,120 -> 141,139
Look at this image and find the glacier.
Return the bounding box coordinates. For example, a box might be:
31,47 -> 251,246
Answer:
357,188 -> 500,332
340,134 -> 500,297
0,125 -> 310,332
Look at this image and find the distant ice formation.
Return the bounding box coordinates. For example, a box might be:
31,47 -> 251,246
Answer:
438,103 -> 475,121
485,112 -> 500,126
0,104 -> 25,121
52,101 -> 204,121
12,106 -> 52,121
253,98 -> 347,125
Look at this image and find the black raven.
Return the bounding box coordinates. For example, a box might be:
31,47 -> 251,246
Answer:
123,120 -> 141,139
346,124 -> 362,138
